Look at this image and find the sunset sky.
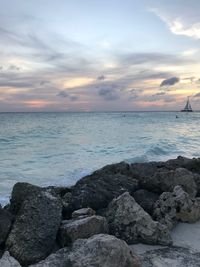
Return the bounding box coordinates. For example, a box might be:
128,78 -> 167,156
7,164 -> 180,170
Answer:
1,0 -> 200,111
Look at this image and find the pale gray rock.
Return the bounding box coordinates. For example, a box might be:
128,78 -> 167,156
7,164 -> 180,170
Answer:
106,192 -> 172,245
6,191 -> 62,266
153,186 -> 200,230
0,251 -> 21,267
29,248 -> 69,267
141,167 -> 197,197
72,207 -> 95,219
67,234 -> 142,267
141,246 -> 200,267
58,215 -> 108,246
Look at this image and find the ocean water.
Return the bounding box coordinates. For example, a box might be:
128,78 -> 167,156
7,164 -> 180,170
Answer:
0,112 -> 200,205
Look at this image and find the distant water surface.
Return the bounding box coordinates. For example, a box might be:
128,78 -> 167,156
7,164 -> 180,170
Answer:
0,112 -> 200,204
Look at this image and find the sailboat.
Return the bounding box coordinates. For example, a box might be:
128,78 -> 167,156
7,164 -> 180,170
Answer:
181,97 -> 193,112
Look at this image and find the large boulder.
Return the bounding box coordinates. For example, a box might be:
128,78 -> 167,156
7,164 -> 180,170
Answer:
106,192 -> 172,245
0,208 -> 13,246
58,215 -> 108,246
29,248 -> 70,267
9,182 -> 70,215
6,191 -> 62,266
140,168 -> 197,197
9,182 -> 42,214
153,186 -> 200,230
67,234 -> 142,267
63,169 -> 139,217
0,251 -> 21,267
133,189 -> 159,215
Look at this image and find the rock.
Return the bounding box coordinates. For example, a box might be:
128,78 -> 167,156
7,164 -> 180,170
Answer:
130,161 -> 166,180
9,182 -> 70,215
63,170 -> 139,218
0,251 -> 21,267
29,248 -> 70,267
141,168 -> 197,197
44,186 -> 71,198
133,189 -> 159,215
67,234 -> 142,267
9,182 -> 42,214
106,192 -> 172,245
141,246 -> 200,267
153,186 -> 200,230
72,207 -> 95,219
6,191 -> 62,266
0,208 -> 13,246
166,156 -> 200,174
58,215 -> 108,246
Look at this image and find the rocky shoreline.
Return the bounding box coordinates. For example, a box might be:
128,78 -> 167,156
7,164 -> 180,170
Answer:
1,156 -> 200,266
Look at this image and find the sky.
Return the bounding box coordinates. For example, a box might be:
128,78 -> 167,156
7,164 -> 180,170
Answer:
1,0 -> 200,111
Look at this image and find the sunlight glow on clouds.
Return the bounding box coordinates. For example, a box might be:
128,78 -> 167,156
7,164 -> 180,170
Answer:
0,0 -> 200,111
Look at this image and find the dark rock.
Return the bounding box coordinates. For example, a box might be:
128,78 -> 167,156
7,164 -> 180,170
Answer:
140,168 -> 197,197
6,191 -> 62,266
106,192 -> 172,245
63,169 -> 139,218
58,215 -> 108,246
0,208 -> 13,247
165,156 -> 200,174
44,186 -> 71,198
133,189 -> 159,215
129,161 -> 166,180
0,251 -> 21,267
9,182 -> 42,214
153,186 -> 200,230
67,234 -> 142,267
72,207 -> 95,219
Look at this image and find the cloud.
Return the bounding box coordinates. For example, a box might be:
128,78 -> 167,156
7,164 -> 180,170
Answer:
160,77 -> 180,87
57,90 -> 78,101
151,8 -> 200,40
98,86 -> 119,101
97,75 -> 106,81
117,52 -> 193,68
153,92 -> 166,96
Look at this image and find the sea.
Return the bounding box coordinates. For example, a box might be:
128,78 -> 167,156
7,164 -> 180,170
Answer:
0,111 -> 200,205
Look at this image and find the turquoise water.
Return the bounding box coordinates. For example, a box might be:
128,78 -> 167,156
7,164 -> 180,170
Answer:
0,112 -> 200,204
